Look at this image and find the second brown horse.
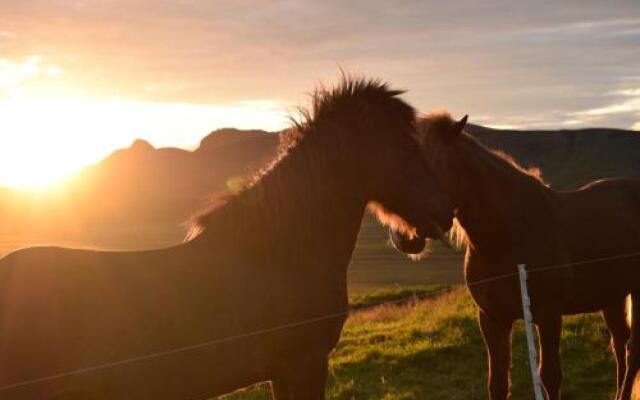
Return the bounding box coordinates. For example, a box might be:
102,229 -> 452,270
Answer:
391,113 -> 640,400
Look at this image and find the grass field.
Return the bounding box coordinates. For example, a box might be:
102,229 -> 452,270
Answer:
347,242 -> 463,295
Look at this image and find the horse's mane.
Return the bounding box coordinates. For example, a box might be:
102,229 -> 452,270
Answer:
420,112 -> 547,247
421,112 -> 546,184
292,78 -> 406,131
187,77 -> 415,240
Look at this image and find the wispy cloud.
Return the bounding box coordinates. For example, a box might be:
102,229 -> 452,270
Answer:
521,18 -> 640,37
573,88 -> 640,117
566,88 -> 640,129
611,88 -> 640,97
575,100 -> 640,117
1,0 -> 639,131
0,31 -> 16,40
0,55 -> 63,89
471,112 -> 584,130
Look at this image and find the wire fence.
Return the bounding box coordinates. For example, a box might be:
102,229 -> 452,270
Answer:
466,250 -> 640,288
2,249 -> 640,393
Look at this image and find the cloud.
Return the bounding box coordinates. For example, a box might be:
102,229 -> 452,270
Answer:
515,18 -> 640,38
611,88 -> 640,96
632,121 -> 640,130
0,31 -> 16,40
471,112 -> 585,130
1,0 -> 639,130
575,100 -> 640,117
0,55 -> 64,89
558,88 -> 640,129
573,89 -> 640,117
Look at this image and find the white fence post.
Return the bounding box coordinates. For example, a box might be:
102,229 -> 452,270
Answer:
518,264 -> 546,400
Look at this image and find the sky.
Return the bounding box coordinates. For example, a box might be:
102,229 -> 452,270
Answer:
0,0 -> 639,187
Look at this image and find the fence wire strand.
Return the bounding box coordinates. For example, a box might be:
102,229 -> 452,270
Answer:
466,250 -> 640,288
0,289 -> 442,392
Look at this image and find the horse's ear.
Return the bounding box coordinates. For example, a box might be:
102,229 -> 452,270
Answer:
444,115 -> 468,144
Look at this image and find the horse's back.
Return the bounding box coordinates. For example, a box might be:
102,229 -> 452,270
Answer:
560,177 -> 640,231
0,245 -> 228,398
579,177 -> 640,195
554,178 -> 640,311
559,177 -> 640,225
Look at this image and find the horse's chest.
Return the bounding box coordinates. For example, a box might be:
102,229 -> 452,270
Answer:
467,283 -> 522,319
465,249 -> 572,318
465,258 -> 522,319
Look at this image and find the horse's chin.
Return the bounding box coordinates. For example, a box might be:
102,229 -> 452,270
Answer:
389,229 -> 427,255
390,222 -> 451,255
418,223 -> 452,249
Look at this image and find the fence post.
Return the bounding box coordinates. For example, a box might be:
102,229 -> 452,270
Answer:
518,264 -> 546,400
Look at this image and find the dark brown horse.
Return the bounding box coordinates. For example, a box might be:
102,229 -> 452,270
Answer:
0,78 -> 454,400
390,113 -> 640,400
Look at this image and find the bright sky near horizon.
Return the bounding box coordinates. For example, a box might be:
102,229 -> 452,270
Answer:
0,0 -> 639,188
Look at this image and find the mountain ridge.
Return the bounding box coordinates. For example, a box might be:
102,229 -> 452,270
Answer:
0,124 -> 637,256
465,124 -> 640,189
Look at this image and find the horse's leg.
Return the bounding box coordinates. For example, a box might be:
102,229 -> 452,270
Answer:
603,299 -> 630,400
537,315 -> 562,400
271,352 -> 329,400
479,310 -> 513,400
620,292 -> 640,400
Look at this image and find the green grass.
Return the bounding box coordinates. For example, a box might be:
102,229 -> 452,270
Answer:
220,287 -> 618,400
349,284 -> 451,308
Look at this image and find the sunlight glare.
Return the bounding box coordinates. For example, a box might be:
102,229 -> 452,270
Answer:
0,95 -> 288,189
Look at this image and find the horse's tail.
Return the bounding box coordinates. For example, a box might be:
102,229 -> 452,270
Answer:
627,295 -> 633,328
627,180 -> 640,328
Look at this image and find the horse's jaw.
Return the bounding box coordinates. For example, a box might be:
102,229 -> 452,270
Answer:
389,223 -> 452,256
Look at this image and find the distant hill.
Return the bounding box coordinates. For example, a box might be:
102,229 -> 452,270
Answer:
466,125 -> 640,189
0,124 -> 637,258
66,128 -> 279,228
0,128 -> 280,251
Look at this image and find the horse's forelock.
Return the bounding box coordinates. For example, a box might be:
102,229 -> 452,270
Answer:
417,111 -> 457,145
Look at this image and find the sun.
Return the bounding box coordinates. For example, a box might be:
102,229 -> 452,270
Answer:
0,95 -> 289,189
0,96 -> 109,190
0,55 -> 289,190
0,147 -> 83,190
0,143 -> 87,190
0,166 -> 72,190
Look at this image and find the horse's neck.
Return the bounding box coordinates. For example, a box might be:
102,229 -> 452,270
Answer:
455,150 -> 549,252
198,134 -> 367,272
